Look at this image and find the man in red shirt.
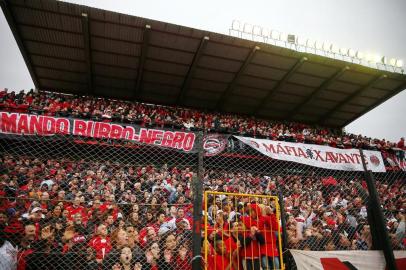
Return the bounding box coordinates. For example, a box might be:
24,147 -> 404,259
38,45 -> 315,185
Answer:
88,224 -> 112,263
397,137 -> 405,149
65,196 -> 87,222
207,239 -> 233,270
261,206 -> 280,270
241,204 -> 265,270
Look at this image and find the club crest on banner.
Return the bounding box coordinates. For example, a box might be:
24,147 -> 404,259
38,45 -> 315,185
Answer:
203,134 -> 228,156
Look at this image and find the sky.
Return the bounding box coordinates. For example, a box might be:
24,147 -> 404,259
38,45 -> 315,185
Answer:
0,0 -> 405,142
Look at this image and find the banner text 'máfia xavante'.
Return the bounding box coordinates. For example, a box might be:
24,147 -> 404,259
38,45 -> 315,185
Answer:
235,136 -> 386,172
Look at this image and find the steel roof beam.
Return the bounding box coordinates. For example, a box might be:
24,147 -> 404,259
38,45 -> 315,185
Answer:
216,45 -> 260,110
38,76 -> 88,86
177,36 -> 209,103
319,74 -> 387,123
81,13 -> 93,94
254,56 -> 307,115
0,0 -> 39,88
134,24 -> 151,99
287,65 -> 349,120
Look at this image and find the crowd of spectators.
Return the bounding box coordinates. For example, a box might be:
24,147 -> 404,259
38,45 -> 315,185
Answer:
0,154 -> 405,270
1,88 -> 405,153
0,154 -> 195,270
0,88 -> 405,269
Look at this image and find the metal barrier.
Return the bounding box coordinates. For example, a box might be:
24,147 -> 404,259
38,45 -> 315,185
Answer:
203,191 -> 284,270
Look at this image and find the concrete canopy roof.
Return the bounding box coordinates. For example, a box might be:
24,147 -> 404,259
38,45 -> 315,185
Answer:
2,0 -> 406,128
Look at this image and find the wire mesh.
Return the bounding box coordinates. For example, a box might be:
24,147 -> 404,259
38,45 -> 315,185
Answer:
372,170 -> 406,251
0,117 -> 405,270
203,137 -> 377,269
205,138 -> 371,250
0,132 -> 197,270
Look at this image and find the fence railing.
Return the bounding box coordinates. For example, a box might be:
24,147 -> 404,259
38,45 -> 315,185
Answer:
0,128 -> 404,270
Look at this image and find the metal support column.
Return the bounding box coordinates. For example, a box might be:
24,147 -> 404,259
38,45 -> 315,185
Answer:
360,149 -> 397,270
278,186 -> 290,270
192,132 -> 205,270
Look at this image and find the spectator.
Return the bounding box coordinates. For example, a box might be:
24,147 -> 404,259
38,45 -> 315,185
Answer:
103,228 -> 129,270
111,246 -> 133,270
1,89 -> 403,152
0,226 -> 17,270
88,224 -> 112,263
144,241 -> 172,270
207,238 -> 232,270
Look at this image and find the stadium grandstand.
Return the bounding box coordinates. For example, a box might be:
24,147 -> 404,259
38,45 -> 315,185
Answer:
0,0 -> 405,270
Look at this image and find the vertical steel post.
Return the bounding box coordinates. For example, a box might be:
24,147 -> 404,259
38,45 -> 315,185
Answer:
278,186 -> 290,270
359,149 -> 397,270
192,132 -> 204,270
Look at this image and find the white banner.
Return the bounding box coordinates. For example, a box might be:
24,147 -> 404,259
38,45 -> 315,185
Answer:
235,136 -> 386,172
290,249 -> 406,270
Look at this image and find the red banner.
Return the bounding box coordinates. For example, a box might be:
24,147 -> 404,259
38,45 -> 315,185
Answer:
0,112 -> 196,152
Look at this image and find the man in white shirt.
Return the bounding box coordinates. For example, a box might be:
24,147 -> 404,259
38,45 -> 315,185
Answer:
0,230 -> 17,270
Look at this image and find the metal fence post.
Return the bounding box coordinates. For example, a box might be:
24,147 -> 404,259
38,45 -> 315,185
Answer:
192,132 -> 204,270
360,149 -> 397,270
278,186 -> 291,270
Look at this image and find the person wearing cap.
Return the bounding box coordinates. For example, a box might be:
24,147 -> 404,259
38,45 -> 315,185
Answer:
21,207 -> 46,241
175,217 -> 189,234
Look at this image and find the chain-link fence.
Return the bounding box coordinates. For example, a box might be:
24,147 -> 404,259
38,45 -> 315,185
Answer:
0,123 -> 405,270
372,170 -> 406,251
204,137 -> 370,249
0,131 -> 198,270
202,136 -> 405,269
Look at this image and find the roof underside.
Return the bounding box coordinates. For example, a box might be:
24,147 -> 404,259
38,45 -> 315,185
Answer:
2,0 -> 406,128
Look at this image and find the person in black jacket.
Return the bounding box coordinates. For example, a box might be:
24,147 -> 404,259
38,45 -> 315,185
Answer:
25,224 -> 65,270
103,228 -> 129,270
